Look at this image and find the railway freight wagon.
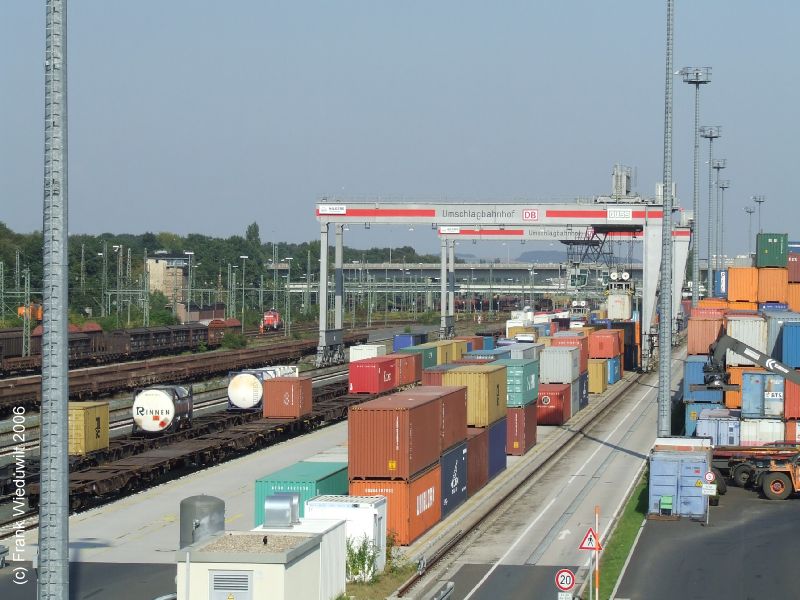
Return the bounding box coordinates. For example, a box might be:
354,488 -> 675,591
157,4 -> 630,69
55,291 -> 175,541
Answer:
131,385 -> 194,434
226,365 -> 300,410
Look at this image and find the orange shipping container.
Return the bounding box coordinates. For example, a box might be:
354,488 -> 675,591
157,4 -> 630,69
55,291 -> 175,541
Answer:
455,336 -> 484,351
785,378 -> 800,419
348,393 -> 441,480
698,298 -> 729,310
349,463 -> 441,546
262,376 -> 313,418
687,317 -> 724,356
727,267 -> 759,302
785,419 -> 800,443
788,283 -> 800,313
384,352 -> 422,386
757,268 -> 789,303
404,386 -> 468,452
724,366 -> 765,409
725,302 -> 759,313
588,331 -> 622,359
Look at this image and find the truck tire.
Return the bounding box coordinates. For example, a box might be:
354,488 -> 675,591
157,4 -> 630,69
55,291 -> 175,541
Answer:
761,472 -> 792,500
732,464 -> 753,488
712,469 -> 727,494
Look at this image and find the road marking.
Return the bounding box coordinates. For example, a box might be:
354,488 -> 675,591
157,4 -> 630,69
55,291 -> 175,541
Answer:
557,529 -> 571,541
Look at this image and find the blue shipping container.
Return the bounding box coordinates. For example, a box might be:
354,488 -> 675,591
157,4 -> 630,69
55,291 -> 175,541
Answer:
649,451 -> 708,518
781,322 -> 800,368
488,417 -> 507,480
763,310 -> 800,358
713,269 -> 728,298
578,372 -> 589,409
440,441 -> 468,519
760,303 -> 789,312
685,402 -> 713,436
481,336 -> 496,350
393,333 -> 427,352
695,409 -> 741,446
570,379 -> 581,416
741,372 -> 785,419
607,356 -> 621,385
682,356 -> 723,403
465,347 -> 512,360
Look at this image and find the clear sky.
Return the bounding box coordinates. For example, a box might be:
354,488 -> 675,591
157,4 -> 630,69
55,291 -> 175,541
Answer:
1,1 -> 797,258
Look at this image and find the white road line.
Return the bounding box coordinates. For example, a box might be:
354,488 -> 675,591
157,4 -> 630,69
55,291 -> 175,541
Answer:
462,373 -> 660,600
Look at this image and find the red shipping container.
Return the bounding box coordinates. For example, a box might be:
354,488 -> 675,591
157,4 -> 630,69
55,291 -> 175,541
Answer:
348,393 -> 441,480
349,463 -> 441,546
421,364 -> 458,386
384,352 -> 422,386
551,336 -> 589,374
785,419 -> 800,443
588,331 -> 622,359
790,254 -> 800,284
455,335 -> 484,351
785,377 -> 800,419
506,404 -> 537,455
409,386 -> 468,452
689,307 -> 726,319
262,376 -> 313,418
537,383 -> 571,425
349,356 -> 397,394
466,427 -> 489,496
687,317 -> 724,355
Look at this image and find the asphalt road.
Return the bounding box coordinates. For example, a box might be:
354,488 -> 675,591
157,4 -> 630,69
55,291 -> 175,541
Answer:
615,485 -> 800,600
0,562 -> 175,599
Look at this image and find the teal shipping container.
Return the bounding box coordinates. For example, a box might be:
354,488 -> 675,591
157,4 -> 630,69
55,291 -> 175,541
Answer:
495,358 -> 539,407
756,233 -> 789,268
254,461 -> 348,526
399,344 -> 438,369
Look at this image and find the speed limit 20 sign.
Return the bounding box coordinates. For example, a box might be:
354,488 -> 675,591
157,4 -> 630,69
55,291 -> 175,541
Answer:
555,568 -> 575,592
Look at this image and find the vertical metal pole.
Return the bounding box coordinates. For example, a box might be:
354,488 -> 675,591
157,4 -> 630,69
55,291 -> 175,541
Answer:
40,0 -> 70,596
657,0 -> 674,437
80,243 -> 85,291
690,83 -> 701,308
447,240 -> 455,326
306,249 -> 311,313
0,262 -> 4,318
241,257 -> 246,333
15,249 -> 21,291
22,270 -> 31,357
334,225 -> 343,330
706,138 -> 714,292
143,250 -> 150,326
318,224 -> 329,348
101,241 -> 108,316
226,263 -> 232,318
439,239 -> 447,335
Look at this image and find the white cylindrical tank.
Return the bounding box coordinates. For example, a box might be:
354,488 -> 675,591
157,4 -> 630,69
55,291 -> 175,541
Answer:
132,386 -> 193,433
227,366 -> 299,409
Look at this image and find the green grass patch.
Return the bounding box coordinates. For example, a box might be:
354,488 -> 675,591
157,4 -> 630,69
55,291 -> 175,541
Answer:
344,563 -> 417,600
592,473 -> 648,600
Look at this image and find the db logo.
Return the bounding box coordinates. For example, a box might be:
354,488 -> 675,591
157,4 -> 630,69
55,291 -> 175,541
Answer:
541,395 -> 551,405
522,209 -> 539,221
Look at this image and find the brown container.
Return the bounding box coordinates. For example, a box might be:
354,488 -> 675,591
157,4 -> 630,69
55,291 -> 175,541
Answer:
757,268 -> 789,303
551,336 -> 589,373
687,317 -> 724,355
349,463 -> 441,546
408,386 -> 468,452
689,307 -> 726,319
697,298 -> 729,310
789,284 -> 800,313
785,377 -> 800,419
537,383 -> 571,425
384,352 -> 422,386
789,253 -> 800,283
506,404 -> 537,456
727,267 -> 759,302
263,376 -> 313,418
348,393 -> 441,480
455,335 -> 484,351
421,364 -> 459,386
588,331 -> 621,359
724,366 -> 765,409
785,419 -> 800,443
466,427 -> 489,496
726,302 -> 759,313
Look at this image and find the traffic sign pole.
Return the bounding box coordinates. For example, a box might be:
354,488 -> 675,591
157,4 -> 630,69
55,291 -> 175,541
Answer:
595,506 -> 600,600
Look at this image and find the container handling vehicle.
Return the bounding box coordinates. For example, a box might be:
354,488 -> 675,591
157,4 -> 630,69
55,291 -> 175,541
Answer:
691,333 -> 800,497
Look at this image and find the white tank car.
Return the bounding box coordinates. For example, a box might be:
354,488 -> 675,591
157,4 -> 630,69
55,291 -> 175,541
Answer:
132,386 -> 193,433
227,366 -> 299,409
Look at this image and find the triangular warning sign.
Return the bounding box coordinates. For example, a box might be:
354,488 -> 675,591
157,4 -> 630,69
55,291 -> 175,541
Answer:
579,528 -> 602,551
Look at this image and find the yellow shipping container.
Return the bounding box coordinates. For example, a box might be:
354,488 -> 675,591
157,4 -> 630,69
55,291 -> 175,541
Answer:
450,339 -> 468,361
588,359 -> 608,394
537,336 -> 552,346
507,326 -> 535,339
68,401 -> 109,456
443,364 -> 507,427
415,340 -> 454,365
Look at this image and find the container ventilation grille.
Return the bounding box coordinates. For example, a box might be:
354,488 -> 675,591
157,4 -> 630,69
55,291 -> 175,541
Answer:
210,571 -> 252,598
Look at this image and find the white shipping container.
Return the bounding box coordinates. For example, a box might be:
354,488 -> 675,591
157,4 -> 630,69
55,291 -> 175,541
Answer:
349,344 -> 387,362
505,319 -> 529,337
305,495 -> 387,579
539,346 -> 580,384
607,294 -> 632,320
726,316 -> 768,366
739,419 -> 785,447
507,342 -> 544,361
252,519 -> 346,600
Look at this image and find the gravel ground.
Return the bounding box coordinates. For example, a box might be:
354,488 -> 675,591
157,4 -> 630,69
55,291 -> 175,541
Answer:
201,532 -> 310,553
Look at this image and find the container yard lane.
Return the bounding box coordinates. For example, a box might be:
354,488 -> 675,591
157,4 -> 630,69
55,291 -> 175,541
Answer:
426,350 -> 686,600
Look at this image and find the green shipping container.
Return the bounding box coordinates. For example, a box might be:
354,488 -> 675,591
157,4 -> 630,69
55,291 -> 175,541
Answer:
399,344 -> 438,369
495,358 -> 539,407
254,461 -> 348,526
756,233 -> 789,267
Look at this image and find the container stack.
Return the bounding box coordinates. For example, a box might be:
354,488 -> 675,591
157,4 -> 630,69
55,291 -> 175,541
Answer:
587,329 -> 624,394
537,346 -> 580,425
347,387 -> 468,545
442,364 -> 508,480
495,357 -> 539,455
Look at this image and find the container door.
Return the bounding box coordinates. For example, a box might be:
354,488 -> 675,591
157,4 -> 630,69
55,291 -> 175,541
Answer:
678,459 -> 706,517
648,458 -> 678,514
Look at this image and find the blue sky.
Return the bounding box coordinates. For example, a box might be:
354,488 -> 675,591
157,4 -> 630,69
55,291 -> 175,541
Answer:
1,2 -> 797,258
